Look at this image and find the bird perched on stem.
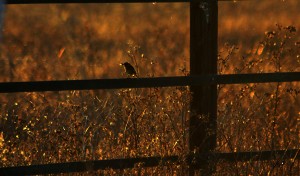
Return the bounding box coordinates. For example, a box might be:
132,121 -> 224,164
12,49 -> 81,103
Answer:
120,62 -> 138,77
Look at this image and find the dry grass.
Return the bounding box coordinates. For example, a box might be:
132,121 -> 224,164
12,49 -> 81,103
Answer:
0,1 -> 299,175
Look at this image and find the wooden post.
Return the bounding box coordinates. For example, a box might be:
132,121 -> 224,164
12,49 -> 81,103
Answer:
189,0 -> 218,175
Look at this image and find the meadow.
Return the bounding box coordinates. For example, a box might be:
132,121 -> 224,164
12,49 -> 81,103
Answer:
0,1 -> 299,175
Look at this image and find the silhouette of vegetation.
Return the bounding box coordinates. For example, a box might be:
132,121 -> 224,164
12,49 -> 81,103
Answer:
0,1 -> 299,175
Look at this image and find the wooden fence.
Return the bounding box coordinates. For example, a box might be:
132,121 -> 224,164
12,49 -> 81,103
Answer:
0,0 -> 299,175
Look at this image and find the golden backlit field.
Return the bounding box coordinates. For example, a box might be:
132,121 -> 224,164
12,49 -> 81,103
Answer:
0,1 -> 299,175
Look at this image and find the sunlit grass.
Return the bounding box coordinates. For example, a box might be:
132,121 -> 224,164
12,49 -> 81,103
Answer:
0,1 -> 299,175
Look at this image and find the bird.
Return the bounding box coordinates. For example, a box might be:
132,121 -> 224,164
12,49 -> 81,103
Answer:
120,62 -> 138,77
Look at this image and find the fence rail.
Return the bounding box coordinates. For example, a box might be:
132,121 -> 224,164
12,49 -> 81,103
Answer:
1,149 -> 298,175
0,72 -> 300,93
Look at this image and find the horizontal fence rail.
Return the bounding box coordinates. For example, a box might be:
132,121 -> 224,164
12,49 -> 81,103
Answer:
0,156 -> 179,175
0,72 -> 299,93
1,149 -> 298,175
5,0 -> 246,4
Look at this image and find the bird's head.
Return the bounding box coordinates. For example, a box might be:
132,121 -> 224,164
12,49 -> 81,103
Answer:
120,62 -> 130,67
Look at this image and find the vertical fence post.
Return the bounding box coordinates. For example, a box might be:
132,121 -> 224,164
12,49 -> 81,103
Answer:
189,0 -> 218,175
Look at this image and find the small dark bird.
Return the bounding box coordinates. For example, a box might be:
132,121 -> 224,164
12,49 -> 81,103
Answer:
120,62 -> 138,77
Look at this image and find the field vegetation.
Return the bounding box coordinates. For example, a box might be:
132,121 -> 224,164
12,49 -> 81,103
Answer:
0,1 -> 299,175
